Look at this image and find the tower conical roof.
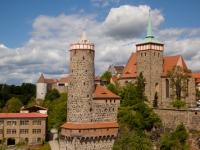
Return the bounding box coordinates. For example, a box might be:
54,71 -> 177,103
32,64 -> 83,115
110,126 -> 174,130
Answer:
37,74 -> 46,83
138,10 -> 162,45
80,30 -> 89,42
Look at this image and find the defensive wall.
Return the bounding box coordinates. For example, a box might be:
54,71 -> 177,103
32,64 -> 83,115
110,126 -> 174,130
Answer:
153,108 -> 200,131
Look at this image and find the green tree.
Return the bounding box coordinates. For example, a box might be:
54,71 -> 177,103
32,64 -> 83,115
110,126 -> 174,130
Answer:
172,100 -> 186,109
101,71 -> 112,84
166,65 -> 191,100
134,72 -> 147,102
107,83 -> 119,95
45,89 -> 60,101
153,92 -> 158,107
6,97 -> 23,112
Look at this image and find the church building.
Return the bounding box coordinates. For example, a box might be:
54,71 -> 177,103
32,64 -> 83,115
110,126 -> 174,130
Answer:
119,12 -> 197,106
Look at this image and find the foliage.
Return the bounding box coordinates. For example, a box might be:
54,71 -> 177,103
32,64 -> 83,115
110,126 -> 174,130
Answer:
134,72 -> 147,102
172,100 -> 186,109
45,89 -> 60,101
153,92 -> 158,107
107,83 -> 119,95
6,97 -> 23,112
121,83 -> 139,106
166,65 -> 191,100
101,71 -> 112,84
46,93 -> 67,131
196,89 -> 200,100
158,123 -> 189,150
115,103 -> 161,149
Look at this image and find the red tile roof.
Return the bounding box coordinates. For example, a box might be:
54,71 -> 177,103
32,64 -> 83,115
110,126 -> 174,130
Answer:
111,76 -> 118,82
162,55 -> 188,76
95,76 -> 101,81
0,113 -> 48,118
61,122 -> 118,129
120,53 -> 137,79
93,85 -> 120,99
37,74 -> 58,83
120,54 -> 189,79
191,72 -> 200,83
59,77 -> 68,83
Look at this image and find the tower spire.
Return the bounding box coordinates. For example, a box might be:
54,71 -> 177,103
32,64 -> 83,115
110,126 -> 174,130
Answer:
146,10 -> 154,38
80,29 -> 89,42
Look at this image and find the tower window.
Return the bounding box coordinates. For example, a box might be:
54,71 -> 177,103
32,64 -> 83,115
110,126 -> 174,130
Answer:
166,79 -> 169,98
145,52 -> 146,56
83,56 -> 85,60
158,53 -> 160,57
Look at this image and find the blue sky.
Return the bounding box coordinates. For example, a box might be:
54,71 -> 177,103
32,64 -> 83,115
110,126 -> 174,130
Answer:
0,0 -> 200,85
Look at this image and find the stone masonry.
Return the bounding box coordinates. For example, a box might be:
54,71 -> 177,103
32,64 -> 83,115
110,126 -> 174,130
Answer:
60,31 -> 120,150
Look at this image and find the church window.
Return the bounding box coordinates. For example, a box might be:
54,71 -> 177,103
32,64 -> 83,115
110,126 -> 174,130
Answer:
166,79 -> 169,98
141,53 -> 143,57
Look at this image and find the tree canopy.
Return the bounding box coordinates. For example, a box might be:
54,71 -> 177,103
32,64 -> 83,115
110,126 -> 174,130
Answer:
6,97 -> 23,113
166,65 -> 191,100
101,71 -> 112,84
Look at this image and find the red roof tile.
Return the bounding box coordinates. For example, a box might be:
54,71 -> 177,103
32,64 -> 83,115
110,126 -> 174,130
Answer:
95,76 -> 101,81
37,74 -> 46,83
111,76 -> 118,82
0,113 -> 48,118
93,85 -> 120,99
59,77 -> 68,83
120,53 -> 137,79
162,55 -> 188,76
61,122 -> 118,129
191,72 -> 200,83
37,74 -> 58,83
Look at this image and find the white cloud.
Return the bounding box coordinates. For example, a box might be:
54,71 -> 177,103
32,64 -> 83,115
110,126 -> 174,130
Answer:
0,4 -> 200,85
102,5 -> 164,39
90,0 -> 120,8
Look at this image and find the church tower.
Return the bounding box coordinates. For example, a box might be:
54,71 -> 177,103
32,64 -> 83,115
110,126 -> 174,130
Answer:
136,11 -> 164,105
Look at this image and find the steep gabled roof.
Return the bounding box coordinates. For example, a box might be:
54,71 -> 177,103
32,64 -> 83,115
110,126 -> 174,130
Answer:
37,74 -> 46,83
191,72 -> 200,83
162,55 -> 188,76
93,85 -> 120,99
120,53 -> 137,79
59,77 -> 68,83
37,74 -> 58,84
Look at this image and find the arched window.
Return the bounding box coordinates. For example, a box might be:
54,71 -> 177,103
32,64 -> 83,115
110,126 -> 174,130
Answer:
155,83 -> 159,92
37,137 -> 41,143
166,79 -> 169,98
25,138 -> 28,144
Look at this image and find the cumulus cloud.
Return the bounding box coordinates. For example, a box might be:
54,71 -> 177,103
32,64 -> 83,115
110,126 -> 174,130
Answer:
0,4 -> 200,85
102,5 -> 164,39
91,0 -> 120,8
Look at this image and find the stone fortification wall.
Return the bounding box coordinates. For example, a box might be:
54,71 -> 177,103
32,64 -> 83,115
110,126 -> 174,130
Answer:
52,84 -> 68,93
60,137 -> 115,150
160,77 -> 196,106
91,102 -> 119,122
154,108 -> 200,131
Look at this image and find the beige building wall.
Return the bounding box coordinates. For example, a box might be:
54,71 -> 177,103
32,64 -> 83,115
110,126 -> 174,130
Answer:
0,118 -> 47,145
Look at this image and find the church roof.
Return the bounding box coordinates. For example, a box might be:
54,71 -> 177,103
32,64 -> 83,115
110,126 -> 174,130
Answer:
137,10 -> 162,45
120,53 -> 137,79
191,72 -> 200,83
162,55 -> 188,76
120,54 -> 188,79
93,84 -> 120,99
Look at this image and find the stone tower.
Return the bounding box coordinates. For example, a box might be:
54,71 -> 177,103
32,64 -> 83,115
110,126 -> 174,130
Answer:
60,31 -> 120,150
136,11 -> 164,105
36,74 -> 47,100
67,30 -> 95,123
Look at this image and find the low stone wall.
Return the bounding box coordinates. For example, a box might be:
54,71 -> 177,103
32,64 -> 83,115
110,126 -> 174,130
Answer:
153,108 -> 200,131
